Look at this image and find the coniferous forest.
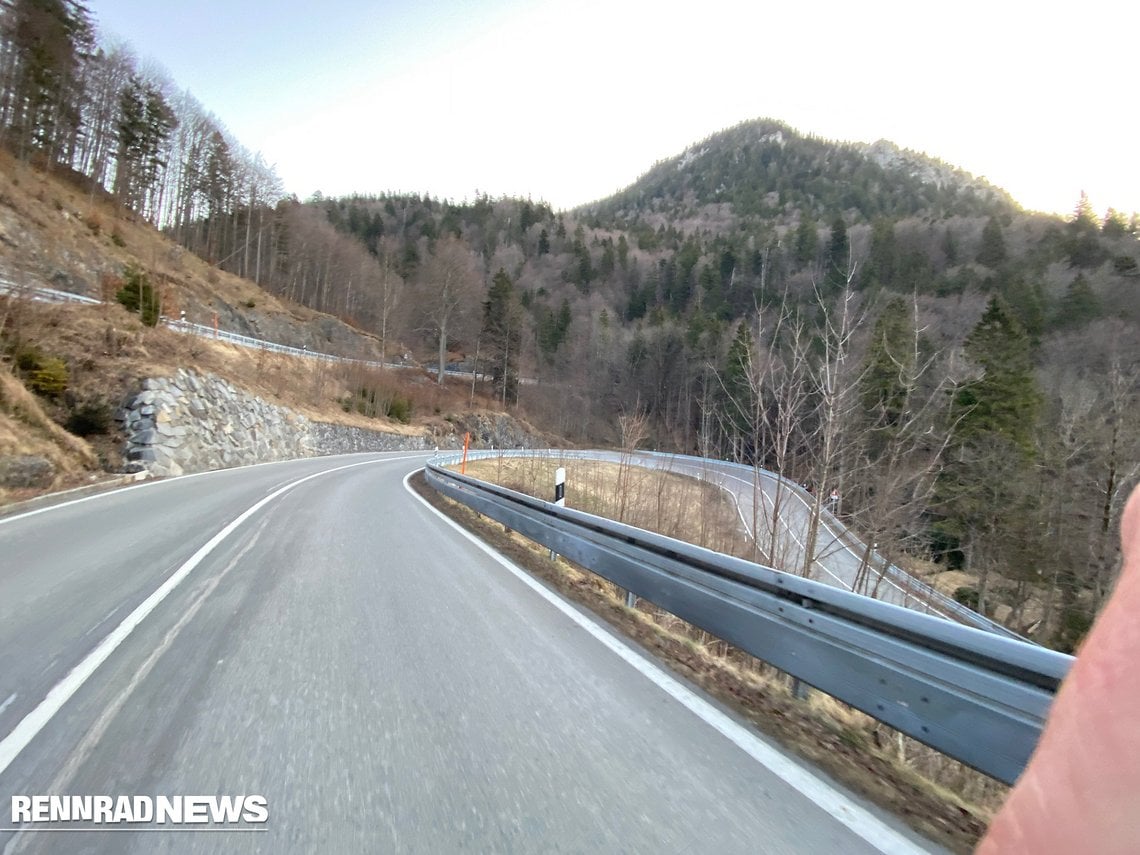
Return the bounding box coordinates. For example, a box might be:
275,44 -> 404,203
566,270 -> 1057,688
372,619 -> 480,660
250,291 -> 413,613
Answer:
2,0 -> 1139,650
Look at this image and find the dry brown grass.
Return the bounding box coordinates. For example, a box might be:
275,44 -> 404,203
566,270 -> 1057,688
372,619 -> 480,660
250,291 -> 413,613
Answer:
0,294 -> 510,506
0,150 -> 350,336
0,154 -> 549,505
464,455 -> 752,556
1,297 -> 440,423
444,456 -> 1009,852
0,368 -> 97,502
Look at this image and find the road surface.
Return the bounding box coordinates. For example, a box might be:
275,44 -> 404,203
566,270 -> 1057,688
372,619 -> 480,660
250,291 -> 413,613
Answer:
461,448 -> 1004,630
0,452 -> 939,853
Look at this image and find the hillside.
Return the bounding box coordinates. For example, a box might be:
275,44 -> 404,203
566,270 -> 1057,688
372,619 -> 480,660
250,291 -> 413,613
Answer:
0,152 -> 541,504
590,118 -> 1018,225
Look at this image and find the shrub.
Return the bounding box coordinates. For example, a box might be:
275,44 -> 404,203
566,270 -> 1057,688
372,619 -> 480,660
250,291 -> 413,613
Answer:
115,264 -> 160,326
387,393 -> 413,424
346,387 -> 380,418
110,229 -> 126,248
13,344 -> 45,374
1054,606 -> 1094,654
28,357 -> 69,398
344,386 -> 413,423
65,399 -> 112,436
953,586 -> 979,610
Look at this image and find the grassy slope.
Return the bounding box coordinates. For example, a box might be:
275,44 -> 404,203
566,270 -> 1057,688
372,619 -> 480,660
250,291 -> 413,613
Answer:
0,156 -> 540,504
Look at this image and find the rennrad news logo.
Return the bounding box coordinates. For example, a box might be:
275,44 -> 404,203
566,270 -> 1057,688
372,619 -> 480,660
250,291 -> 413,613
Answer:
9,795 -> 268,829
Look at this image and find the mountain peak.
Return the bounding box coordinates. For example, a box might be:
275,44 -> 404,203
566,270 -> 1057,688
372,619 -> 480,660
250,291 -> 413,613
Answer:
589,118 -> 1018,224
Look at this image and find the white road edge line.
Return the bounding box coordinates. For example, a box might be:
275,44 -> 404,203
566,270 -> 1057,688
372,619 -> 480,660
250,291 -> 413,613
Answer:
404,470 -> 932,855
0,451 -> 435,528
0,456 -> 403,778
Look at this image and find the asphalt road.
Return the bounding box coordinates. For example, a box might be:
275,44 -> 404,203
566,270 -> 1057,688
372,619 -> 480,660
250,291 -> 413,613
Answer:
0,453 -> 940,853
470,449 -> 976,624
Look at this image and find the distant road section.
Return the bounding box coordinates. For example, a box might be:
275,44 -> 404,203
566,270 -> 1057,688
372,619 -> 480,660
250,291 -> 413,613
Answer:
0,453 -> 936,853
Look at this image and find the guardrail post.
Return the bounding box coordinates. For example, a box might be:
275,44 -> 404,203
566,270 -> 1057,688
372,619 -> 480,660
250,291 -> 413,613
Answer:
549,467 -> 565,560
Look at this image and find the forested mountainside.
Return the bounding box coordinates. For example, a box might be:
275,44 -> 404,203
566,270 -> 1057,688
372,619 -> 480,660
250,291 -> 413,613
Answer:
592,119 -> 1018,225
2,1 -> 1138,650
194,125 -> 1140,652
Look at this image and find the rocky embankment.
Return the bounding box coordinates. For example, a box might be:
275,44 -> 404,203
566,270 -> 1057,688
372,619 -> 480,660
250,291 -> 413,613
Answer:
119,369 -> 452,477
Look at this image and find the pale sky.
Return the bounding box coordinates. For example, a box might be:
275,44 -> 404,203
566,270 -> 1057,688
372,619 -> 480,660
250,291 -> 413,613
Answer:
89,0 -> 1138,218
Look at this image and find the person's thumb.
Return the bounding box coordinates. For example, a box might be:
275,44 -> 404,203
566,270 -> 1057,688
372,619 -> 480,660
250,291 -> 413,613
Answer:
978,484 -> 1140,853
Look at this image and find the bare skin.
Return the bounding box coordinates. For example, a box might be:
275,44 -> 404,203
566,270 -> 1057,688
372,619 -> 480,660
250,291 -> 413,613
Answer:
978,484 -> 1140,853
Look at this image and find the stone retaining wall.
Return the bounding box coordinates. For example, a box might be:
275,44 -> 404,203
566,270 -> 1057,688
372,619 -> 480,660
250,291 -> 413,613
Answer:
119,369 -> 446,477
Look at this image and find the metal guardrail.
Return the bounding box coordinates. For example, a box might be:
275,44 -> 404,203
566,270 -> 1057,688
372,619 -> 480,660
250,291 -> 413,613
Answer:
440,448 -> 1018,638
0,279 -> 1042,638
0,278 -> 409,370
0,280 -> 101,305
425,458 -> 1073,785
632,450 -> 1021,638
165,319 -> 397,369
2,279 -> 527,381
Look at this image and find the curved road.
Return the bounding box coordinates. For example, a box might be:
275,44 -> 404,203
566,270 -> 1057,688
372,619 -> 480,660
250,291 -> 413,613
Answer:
462,449 -> 997,629
0,453 -> 939,853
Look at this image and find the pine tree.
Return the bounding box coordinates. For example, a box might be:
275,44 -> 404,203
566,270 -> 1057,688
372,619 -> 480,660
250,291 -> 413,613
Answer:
1066,192 -> 1106,268
1053,275 -> 1101,329
112,75 -> 146,206
976,216 -> 1007,268
864,219 -> 897,289
1070,191 -> 1099,233
793,217 -> 818,267
112,75 -> 176,217
1102,208 -> 1128,238
0,0 -> 93,163
824,215 -> 849,290
537,298 -> 572,363
935,297 -> 1042,613
720,319 -> 755,439
482,268 -> 523,405
954,297 -> 1039,454
860,297 -> 912,438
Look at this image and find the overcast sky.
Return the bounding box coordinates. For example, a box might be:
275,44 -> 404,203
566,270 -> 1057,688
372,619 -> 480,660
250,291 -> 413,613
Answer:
88,0 -> 1138,218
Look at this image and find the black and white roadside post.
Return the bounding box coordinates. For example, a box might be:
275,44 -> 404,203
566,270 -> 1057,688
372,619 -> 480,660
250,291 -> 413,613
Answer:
549,467 -> 566,560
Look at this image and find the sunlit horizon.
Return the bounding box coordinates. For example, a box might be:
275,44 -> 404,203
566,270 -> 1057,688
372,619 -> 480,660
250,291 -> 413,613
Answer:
88,0 -> 1138,220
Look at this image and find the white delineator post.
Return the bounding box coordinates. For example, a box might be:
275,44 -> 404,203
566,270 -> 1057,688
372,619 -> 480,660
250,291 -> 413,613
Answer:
554,467 -> 566,507
549,467 -> 566,560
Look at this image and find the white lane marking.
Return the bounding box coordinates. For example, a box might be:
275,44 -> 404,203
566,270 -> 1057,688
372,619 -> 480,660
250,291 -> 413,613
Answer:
404,471 -> 931,855
0,451 -> 434,528
0,694 -> 14,717
0,456 -> 406,777
696,465 -> 951,617
2,528 -> 271,855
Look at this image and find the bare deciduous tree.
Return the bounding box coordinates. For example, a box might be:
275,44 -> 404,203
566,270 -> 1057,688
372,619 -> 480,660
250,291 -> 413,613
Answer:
417,236 -> 481,385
